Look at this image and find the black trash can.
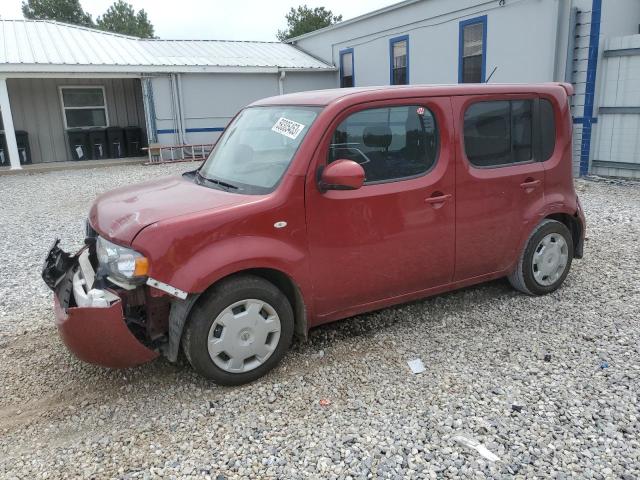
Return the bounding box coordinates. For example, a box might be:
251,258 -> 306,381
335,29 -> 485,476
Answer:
67,129 -> 91,161
0,133 -> 7,166
15,130 -> 32,164
106,127 -> 125,158
123,126 -> 143,157
88,128 -> 108,160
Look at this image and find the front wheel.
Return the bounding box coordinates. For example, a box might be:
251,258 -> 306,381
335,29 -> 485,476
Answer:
182,274 -> 294,385
508,219 -> 574,295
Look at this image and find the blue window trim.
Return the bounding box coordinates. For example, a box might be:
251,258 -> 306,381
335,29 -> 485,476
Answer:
458,15 -> 487,83
339,48 -> 355,87
389,35 -> 410,85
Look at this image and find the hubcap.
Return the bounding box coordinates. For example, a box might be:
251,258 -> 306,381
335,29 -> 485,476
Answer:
207,299 -> 281,373
532,233 -> 569,286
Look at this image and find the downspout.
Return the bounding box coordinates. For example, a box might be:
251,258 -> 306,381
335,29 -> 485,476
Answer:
579,0 -> 602,176
141,77 -> 158,144
176,73 -> 187,144
169,74 -> 180,145
278,70 -> 286,95
552,0 -> 565,81
169,74 -> 186,145
564,7 -> 578,83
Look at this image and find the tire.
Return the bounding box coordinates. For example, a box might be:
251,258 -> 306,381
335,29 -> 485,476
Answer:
182,274 -> 294,385
508,219 -> 574,296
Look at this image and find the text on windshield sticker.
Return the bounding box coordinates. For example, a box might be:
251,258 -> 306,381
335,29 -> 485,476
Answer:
271,117 -> 306,140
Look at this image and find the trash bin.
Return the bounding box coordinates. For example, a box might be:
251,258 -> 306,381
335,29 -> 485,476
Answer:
15,130 -> 32,164
67,129 -> 91,161
0,133 -> 7,166
88,128 -> 107,160
106,127 -> 125,158
124,126 -> 143,157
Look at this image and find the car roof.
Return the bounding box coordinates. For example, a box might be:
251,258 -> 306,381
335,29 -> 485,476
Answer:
250,83 -> 573,107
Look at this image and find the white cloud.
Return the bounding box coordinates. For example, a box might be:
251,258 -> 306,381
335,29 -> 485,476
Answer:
3,0 -> 401,40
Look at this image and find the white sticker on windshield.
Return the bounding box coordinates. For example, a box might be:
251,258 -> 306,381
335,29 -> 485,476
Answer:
271,117 -> 305,140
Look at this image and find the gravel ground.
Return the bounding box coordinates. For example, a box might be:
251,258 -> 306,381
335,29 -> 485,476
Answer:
0,164 -> 639,479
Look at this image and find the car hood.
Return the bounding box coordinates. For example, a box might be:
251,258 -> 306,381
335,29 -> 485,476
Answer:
89,175 -> 249,244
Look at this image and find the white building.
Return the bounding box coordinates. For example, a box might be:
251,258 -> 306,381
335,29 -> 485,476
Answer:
287,0 -> 640,178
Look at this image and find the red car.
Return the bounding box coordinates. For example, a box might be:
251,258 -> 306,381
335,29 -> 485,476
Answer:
43,83 -> 585,385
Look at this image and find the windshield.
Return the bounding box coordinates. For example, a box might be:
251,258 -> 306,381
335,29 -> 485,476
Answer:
198,106 -> 321,194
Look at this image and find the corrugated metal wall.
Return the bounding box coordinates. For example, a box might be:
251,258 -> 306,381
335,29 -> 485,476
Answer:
591,34 -> 640,179
6,77 -> 146,163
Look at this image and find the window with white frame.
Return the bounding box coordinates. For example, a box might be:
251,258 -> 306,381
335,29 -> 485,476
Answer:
60,87 -> 108,129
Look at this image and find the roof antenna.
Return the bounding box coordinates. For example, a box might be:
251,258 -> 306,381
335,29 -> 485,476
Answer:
485,66 -> 498,83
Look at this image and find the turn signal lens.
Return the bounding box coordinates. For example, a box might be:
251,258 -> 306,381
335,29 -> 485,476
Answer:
134,257 -> 149,277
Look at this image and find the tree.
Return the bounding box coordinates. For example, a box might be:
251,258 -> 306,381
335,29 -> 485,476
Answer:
96,0 -> 155,38
22,0 -> 93,27
277,5 -> 342,41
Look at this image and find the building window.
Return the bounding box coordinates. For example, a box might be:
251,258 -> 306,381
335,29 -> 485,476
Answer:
389,36 -> 409,85
328,104 -> 438,183
463,99 -> 533,167
459,16 -> 487,83
60,86 -> 108,129
340,48 -> 354,88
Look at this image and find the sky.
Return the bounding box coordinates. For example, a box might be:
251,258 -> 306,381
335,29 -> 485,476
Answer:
2,0 -> 401,41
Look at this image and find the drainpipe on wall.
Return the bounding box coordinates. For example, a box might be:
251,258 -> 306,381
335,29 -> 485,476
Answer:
141,77 -> 158,144
278,70 -> 286,95
176,73 -> 187,144
0,77 -> 21,170
564,7 -> 578,83
169,74 -> 185,145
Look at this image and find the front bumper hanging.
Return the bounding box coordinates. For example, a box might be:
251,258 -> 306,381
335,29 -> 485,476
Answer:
42,239 -> 159,369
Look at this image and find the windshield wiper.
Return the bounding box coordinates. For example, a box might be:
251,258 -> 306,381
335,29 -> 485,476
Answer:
196,170 -> 239,190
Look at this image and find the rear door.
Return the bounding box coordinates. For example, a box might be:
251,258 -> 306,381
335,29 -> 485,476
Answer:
452,95 -> 545,281
305,97 -> 456,318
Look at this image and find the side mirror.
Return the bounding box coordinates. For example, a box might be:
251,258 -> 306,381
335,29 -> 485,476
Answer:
319,159 -> 365,191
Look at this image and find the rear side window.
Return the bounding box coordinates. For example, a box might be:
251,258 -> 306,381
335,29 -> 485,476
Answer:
463,100 -> 533,167
328,105 -> 438,183
540,99 -> 556,160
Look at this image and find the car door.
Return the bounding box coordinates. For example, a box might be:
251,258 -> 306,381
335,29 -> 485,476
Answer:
452,95 -> 545,281
305,97 -> 455,319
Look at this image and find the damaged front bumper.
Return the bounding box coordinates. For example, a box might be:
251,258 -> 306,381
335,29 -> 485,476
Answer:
42,240 -> 159,368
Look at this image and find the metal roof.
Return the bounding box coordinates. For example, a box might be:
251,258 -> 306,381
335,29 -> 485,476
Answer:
0,19 -> 335,74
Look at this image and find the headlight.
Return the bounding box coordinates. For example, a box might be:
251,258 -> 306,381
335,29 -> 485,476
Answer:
96,237 -> 149,284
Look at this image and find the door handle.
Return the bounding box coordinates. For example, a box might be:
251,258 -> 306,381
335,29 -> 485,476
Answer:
425,193 -> 452,206
520,178 -> 541,189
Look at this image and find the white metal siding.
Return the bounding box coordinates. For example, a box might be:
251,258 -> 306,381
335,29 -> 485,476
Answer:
293,0 -> 561,87
6,78 -> 146,163
591,34 -> 640,179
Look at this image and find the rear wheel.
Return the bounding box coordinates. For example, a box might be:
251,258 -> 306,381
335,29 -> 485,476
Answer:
182,275 -> 294,385
508,219 -> 574,295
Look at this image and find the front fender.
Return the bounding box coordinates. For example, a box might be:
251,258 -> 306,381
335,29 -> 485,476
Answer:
138,233 -> 311,297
